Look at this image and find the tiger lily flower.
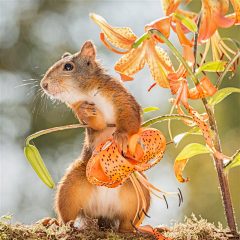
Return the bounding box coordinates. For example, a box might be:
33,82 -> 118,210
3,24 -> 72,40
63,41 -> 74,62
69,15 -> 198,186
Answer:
90,13 -> 174,87
87,127 -> 167,188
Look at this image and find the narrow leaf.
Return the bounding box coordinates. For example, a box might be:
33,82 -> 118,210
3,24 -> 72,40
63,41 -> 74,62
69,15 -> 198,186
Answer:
24,144 -> 55,189
208,87 -> 240,106
220,38 -> 240,50
171,13 -> 197,32
224,150 -> 240,172
140,107 -> 159,115
196,61 -> 229,75
174,143 -> 211,182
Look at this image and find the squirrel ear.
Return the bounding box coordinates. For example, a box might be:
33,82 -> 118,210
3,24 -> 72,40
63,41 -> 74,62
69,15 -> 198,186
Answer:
62,52 -> 71,59
79,40 -> 96,60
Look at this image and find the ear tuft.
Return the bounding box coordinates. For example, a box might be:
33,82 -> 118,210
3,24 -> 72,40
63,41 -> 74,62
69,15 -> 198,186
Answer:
80,40 -> 96,59
62,52 -> 71,59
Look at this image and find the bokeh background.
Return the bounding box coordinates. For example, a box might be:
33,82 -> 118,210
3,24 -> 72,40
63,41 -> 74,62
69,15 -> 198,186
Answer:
0,0 -> 239,229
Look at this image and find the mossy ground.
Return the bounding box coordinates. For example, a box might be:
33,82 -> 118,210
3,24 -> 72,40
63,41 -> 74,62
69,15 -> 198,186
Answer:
0,214 -> 239,240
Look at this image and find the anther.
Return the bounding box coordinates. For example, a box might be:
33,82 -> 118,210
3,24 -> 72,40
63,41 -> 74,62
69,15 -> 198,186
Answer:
130,220 -> 138,231
163,195 -> 168,209
142,209 -> 151,218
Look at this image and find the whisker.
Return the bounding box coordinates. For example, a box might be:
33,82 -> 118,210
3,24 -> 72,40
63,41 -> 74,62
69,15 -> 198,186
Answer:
15,82 -> 35,88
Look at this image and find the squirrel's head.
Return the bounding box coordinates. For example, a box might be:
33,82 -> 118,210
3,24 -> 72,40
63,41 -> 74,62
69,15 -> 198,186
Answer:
41,40 -> 103,104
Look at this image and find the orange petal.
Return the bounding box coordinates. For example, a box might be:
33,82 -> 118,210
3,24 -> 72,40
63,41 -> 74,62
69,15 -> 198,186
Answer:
137,128 -> 166,168
90,13 -> 137,49
175,21 -> 193,47
220,0 -> 229,15
230,0 -> 240,24
213,13 -> 235,28
137,225 -> 173,240
145,39 -> 173,88
145,17 -> 171,43
174,158 -> 190,183
188,77 -> 218,99
161,0 -> 182,16
114,43 -> 146,81
100,33 -> 133,54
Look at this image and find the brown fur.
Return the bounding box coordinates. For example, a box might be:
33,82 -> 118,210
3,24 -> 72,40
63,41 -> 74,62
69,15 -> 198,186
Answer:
40,40 -> 151,232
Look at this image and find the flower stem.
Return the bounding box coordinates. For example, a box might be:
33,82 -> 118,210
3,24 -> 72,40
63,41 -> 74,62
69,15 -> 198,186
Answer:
25,123 -> 115,146
215,50 -> 240,89
148,29 -> 199,86
202,103 -> 237,233
132,32 -> 150,49
192,11 -> 202,74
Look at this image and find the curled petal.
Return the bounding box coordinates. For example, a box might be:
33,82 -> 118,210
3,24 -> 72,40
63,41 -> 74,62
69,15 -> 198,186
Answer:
220,0 -> 229,15
145,17 -> 171,43
100,33 -> 133,54
145,40 -> 174,88
90,13 -> 137,49
114,43 -> 146,81
175,21 -> 193,47
188,77 -> 218,99
161,0 -> 182,16
174,158 -> 189,183
230,0 -> 240,24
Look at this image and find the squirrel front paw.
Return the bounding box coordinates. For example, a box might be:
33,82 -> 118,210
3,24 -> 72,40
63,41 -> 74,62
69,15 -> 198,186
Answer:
113,131 -> 129,156
80,101 -> 97,118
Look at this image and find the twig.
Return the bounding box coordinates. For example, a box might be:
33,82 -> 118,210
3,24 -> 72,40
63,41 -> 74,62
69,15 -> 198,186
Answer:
192,11 -> 202,73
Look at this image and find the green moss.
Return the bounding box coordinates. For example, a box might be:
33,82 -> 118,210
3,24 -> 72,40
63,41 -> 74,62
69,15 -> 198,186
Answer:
0,213 -> 239,240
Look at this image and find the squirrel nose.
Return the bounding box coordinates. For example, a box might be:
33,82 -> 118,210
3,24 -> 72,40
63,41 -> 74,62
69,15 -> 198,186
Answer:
42,82 -> 48,90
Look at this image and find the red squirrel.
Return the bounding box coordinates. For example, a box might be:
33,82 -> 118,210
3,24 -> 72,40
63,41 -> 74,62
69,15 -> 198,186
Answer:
40,40 -> 151,232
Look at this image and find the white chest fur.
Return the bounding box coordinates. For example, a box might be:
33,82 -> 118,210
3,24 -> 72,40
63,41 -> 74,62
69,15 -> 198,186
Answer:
66,89 -> 116,124
86,185 -> 122,219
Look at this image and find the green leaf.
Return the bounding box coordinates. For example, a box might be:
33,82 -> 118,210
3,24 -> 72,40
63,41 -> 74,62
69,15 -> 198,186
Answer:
224,151 -> 240,172
196,61 -> 229,75
208,87 -> 240,106
141,114 -> 194,127
24,144 -> 55,189
220,38 -> 240,50
176,143 -> 211,161
171,13 -> 197,32
174,143 -> 211,182
173,127 -> 202,147
140,107 -> 159,115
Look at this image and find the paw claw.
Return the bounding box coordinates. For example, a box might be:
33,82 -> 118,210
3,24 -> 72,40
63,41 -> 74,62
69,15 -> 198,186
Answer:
113,131 -> 129,156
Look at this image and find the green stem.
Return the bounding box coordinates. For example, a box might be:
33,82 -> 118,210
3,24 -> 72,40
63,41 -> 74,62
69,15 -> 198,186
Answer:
215,50 -> 240,89
25,123 -> 115,146
148,28 -> 200,86
132,32 -> 150,49
141,114 -> 194,127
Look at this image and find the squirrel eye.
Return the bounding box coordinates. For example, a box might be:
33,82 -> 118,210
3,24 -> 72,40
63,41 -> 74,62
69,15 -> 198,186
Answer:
64,63 -> 74,71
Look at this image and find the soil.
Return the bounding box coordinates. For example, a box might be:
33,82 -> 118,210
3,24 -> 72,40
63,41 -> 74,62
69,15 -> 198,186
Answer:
0,214 -> 239,240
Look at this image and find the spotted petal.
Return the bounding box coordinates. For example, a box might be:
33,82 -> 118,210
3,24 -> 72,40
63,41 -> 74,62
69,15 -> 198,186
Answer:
114,43 -> 146,81
90,13 -> 137,49
145,39 -> 174,88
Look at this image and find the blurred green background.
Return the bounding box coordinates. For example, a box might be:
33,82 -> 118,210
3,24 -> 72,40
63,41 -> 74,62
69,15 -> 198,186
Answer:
0,0 -> 239,229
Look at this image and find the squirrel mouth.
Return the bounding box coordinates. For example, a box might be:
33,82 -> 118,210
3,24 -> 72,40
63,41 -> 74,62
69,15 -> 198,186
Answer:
52,91 -> 65,97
